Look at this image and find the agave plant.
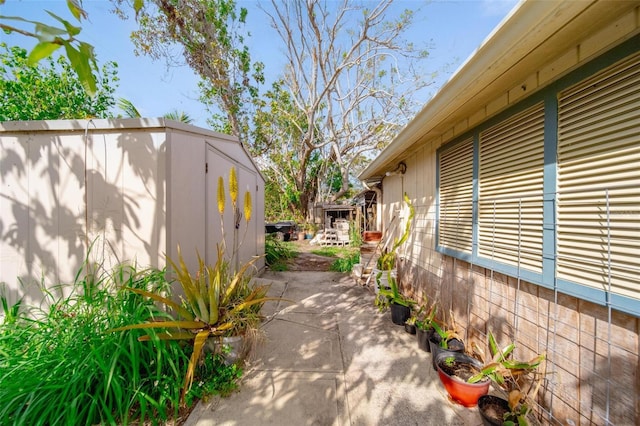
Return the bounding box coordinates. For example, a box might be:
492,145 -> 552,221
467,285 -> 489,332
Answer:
111,245 -> 281,402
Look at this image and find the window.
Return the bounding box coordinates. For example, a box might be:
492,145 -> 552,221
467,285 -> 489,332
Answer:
438,138 -> 473,254
557,52 -> 640,300
478,104 -> 545,273
436,44 -> 640,314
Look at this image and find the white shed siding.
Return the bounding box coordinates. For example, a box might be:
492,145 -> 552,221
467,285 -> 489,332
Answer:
0,119 -> 264,310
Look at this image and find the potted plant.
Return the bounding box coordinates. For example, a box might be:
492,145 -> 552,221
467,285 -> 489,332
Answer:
373,193 -> 414,293
435,331 -> 545,410
404,315 -> 417,334
111,167 -> 287,402
475,333 -> 546,425
415,303 -> 437,352
429,314 -> 465,369
375,275 -> 416,325
435,351 -> 491,407
111,246 -> 281,402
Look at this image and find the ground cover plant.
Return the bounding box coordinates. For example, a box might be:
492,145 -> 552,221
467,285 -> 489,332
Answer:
311,246 -> 360,272
330,250 -> 360,273
0,260 -> 243,425
265,235 -> 297,271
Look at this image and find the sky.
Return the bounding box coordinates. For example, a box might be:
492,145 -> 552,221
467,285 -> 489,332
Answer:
1,0 -> 520,128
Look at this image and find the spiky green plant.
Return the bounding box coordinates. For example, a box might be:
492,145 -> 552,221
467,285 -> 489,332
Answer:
112,245 -> 282,402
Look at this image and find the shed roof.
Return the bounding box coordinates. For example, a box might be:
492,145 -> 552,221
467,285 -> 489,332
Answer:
0,117 -> 265,182
359,0 -> 639,181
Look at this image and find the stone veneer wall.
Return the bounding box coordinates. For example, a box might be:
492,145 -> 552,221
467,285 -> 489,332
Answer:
398,256 -> 639,425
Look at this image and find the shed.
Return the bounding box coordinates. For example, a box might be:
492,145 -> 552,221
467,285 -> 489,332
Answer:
360,1 -> 639,424
0,118 -> 265,308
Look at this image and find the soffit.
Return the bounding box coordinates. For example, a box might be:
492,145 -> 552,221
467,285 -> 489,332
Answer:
360,0 -> 639,181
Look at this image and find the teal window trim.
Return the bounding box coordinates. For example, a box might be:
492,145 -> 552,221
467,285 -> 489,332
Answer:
435,34 -> 640,317
541,93 -> 558,290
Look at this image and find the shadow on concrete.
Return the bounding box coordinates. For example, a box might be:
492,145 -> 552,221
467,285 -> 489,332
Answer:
185,271 -> 482,425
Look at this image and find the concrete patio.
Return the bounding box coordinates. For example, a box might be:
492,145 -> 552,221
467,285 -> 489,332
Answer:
184,270 -> 483,425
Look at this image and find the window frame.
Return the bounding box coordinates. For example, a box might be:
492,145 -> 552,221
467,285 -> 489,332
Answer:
435,35 -> 640,317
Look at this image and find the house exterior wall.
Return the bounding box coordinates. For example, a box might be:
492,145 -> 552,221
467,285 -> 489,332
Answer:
379,9 -> 640,425
0,119 -> 265,312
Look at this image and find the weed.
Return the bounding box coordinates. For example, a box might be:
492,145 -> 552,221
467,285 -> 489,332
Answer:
330,250 -> 360,272
184,353 -> 243,406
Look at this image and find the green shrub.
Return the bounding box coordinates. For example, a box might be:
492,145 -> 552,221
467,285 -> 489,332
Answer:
330,250 -> 360,272
184,353 -> 243,406
0,264 -> 189,425
265,235 -> 296,270
311,247 -> 340,257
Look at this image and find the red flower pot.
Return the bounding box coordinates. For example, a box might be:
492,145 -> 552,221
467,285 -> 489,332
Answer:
435,351 -> 490,407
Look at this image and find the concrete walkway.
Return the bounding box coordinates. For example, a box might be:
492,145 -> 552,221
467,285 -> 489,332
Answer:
185,271 -> 482,426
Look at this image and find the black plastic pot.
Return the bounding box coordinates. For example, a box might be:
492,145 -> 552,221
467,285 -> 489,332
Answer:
416,327 -> 433,352
390,303 -> 411,325
478,395 -> 510,426
404,322 -> 417,334
429,335 -> 464,370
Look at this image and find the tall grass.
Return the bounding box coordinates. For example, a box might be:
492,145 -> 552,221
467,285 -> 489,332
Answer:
265,235 -> 296,271
0,264 -> 189,425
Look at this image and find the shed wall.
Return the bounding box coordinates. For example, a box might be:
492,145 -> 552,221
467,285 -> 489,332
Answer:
0,119 -> 264,312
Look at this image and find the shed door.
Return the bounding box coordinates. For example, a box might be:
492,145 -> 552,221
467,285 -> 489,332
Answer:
206,145 -> 258,267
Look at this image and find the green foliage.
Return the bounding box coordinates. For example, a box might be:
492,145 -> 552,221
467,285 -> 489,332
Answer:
375,275 -> 415,310
265,235 -> 296,271
131,0 -> 264,145
0,43 -> 118,120
113,245 -> 275,402
184,353 -> 243,406
0,0 -> 102,94
0,264 -> 189,425
349,220 -> 363,247
0,284 -> 22,325
414,303 -> 437,331
330,250 -> 360,272
311,247 -> 341,257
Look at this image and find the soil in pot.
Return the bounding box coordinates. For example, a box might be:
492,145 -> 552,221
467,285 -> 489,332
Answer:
435,351 -> 490,407
429,335 -> 465,370
390,303 -> 411,325
478,395 -> 510,426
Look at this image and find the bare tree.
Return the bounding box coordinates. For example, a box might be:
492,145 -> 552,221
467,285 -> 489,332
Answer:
260,0 -> 432,208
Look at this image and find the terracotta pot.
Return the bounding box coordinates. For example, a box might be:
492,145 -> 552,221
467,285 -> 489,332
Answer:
363,231 -> 382,242
435,351 -> 490,407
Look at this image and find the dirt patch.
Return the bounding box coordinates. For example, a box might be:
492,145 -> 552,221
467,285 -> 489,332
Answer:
286,252 -> 335,271
286,240 -> 335,271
